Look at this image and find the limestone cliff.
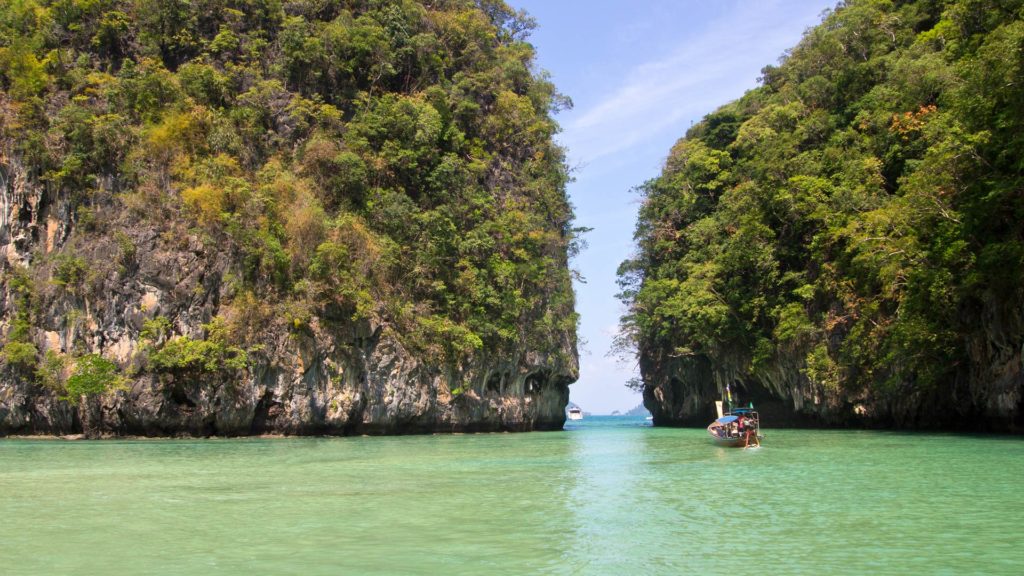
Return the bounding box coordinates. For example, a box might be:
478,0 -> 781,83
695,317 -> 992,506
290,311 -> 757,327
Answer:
620,0 -> 1023,433
0,0 -> 578,436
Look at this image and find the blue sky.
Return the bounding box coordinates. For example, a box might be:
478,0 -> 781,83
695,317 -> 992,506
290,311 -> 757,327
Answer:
508,0 -> 838,414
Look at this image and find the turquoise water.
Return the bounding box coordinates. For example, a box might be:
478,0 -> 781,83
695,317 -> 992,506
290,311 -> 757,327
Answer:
2,417 -> 1023,575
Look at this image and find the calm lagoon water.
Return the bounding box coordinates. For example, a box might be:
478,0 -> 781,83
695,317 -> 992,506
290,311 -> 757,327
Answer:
2,417 -> 1023,575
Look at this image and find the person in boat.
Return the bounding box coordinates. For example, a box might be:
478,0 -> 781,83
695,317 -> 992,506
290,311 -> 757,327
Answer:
742,416 -> 760,448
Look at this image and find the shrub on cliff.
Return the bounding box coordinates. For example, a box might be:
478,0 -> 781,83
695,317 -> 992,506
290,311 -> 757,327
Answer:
1,268 -> 38,370
147,318 -> 249,374
1,342 -> 39,370
36,350 -> 69,393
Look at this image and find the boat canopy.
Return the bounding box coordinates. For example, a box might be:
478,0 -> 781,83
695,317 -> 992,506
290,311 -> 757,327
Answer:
730,408 -> 755,414
715,415 -> 738,424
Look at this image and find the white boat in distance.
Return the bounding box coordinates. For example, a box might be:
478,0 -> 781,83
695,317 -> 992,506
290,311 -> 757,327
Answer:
567,408 -> 583,421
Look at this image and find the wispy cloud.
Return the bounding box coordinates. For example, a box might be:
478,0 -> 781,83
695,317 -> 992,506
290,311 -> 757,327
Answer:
561,0 -> 826,166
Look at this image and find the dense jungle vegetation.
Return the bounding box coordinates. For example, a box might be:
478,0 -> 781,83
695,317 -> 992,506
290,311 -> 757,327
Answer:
619,0 -> 1024,419
0,0 -> 578,389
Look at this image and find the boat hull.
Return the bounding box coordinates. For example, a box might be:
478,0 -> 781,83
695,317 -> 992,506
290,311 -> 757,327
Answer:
707,423 -> 761,448
709,434 -> 747,448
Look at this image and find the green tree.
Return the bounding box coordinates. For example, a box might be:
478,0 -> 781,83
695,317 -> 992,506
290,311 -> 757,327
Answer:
65,354 -> 126,405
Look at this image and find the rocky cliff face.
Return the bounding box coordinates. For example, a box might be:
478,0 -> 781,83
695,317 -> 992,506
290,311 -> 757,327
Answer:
641,320 -> 1023,433
1,160 -> 576,436
638,250 -> 1023,434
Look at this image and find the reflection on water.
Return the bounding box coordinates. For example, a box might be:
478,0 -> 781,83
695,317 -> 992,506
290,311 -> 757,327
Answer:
2,419 -> 1023,575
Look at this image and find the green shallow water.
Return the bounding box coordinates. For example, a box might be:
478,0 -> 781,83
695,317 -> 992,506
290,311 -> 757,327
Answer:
2,418 -> 1023,575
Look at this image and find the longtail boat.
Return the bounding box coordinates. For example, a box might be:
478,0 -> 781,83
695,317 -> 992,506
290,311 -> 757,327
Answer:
707,385 -> 763,448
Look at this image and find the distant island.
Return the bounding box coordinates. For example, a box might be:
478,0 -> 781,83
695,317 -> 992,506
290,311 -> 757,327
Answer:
624,404 -> 651,418
601,404 -> 650,417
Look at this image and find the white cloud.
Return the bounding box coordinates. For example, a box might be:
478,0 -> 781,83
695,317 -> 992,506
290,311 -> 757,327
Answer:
562,0 -> 823,166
